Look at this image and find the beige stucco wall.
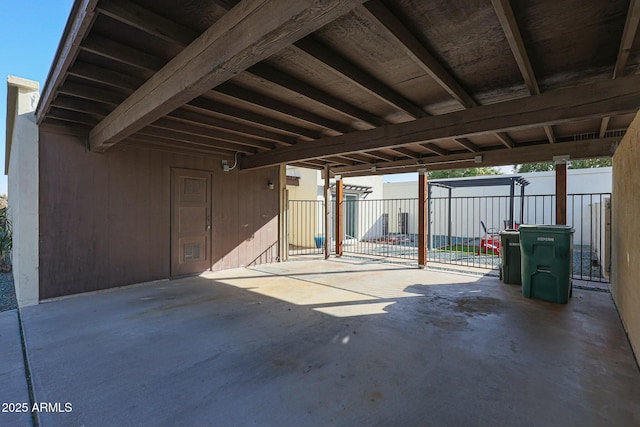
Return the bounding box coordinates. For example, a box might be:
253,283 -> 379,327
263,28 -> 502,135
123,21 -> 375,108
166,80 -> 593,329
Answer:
611,111 -> 640,364
6,77 -> 40,307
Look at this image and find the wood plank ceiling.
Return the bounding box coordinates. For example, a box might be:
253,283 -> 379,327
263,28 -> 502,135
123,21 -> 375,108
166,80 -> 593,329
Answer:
36,0 -> 640,176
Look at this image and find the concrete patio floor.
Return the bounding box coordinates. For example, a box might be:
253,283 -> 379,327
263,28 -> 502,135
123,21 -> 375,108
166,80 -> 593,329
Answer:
12,258 -> 640,426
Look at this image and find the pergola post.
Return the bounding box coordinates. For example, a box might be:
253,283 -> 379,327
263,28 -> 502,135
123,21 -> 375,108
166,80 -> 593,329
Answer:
509,179 -> 515,229
554,155 -> 569,225
418,170 -> 428,268
335,176 -> 344,256
323,166 -> 330,259
520,184 -> 525,226
447,188 -> 452,246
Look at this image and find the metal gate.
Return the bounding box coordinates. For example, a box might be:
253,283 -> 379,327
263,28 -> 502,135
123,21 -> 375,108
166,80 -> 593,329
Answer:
287,200 -> 326,255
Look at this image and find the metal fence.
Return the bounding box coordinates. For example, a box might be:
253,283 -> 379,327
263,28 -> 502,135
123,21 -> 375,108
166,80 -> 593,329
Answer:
288,193 -> 611,282
287,199 -> 326,255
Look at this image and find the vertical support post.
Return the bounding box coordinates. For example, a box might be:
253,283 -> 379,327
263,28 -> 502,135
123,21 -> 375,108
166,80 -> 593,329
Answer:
509,179 -> 515,229
555,156 -> 568,225
418,170 -> 428,268
278,164 -> 288,262
447,188 -> 452,246
335,176 -> 344,256
427,183 -> 432,250
520,184 -> 525,226
323,166 -> 330,259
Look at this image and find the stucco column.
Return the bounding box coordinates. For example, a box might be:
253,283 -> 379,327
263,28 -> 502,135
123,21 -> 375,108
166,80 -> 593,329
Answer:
6,76 -> 40,307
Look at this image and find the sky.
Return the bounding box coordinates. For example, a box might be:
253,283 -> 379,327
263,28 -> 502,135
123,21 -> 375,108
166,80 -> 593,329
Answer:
1,0 -> 74,196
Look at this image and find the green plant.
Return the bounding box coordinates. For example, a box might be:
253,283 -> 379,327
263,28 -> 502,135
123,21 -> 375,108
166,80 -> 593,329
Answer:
0,206 -> 12,272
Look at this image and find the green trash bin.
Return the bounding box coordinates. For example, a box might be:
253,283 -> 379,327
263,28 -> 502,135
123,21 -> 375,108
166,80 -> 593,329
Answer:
519,225 -> 574,304
499,230 -> 521,285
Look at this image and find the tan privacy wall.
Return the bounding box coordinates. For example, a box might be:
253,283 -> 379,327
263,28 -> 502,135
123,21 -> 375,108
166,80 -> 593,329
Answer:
611,111 -> 640,364
39,128 -> 280,299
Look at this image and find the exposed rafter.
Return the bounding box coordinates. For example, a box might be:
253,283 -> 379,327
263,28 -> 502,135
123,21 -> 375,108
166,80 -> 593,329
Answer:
294,36 -> 427,118
89,0 -> 367,152
151,118 -> 275,150
96,0 -> 198,46
186,97 -> 322,140
330,137 -> 619,177
361,0 -> 476,109
240,74 -> 640,169
495,132 -> 516,149
248,63 -> 385,127
491,0 -> 555,144
36,0 -> 99,123
600,0 -> 640,137
214,83 -> 352,134
452,138 -> 480,153
420,143 -> 447,156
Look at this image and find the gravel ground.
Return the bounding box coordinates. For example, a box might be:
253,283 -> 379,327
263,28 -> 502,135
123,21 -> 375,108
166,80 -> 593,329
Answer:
0,272 -> 17,312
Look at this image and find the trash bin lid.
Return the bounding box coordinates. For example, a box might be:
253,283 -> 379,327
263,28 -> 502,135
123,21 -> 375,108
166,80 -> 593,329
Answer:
518,224 -> 574,233
499,230 -> 520,235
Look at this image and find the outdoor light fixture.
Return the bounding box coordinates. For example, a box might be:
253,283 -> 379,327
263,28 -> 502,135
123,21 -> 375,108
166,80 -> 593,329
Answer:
474,155 -> 483,163
267,180 -> 274,190
371,166 -> 377,172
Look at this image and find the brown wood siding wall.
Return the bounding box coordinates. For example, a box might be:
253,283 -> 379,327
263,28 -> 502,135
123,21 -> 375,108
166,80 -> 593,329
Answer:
39,129 -> 280,299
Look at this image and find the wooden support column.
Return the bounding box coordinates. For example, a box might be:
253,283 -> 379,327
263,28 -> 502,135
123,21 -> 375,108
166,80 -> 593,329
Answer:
335,177 -> 344,256
278,164 -> 288,262
323,166 -> 330,259
555,157 -> 568,225
418,170 -> 428,268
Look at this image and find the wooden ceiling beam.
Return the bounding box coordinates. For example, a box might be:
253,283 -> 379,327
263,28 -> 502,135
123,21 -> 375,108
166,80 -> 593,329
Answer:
137,127 -> 259,154
68,61 -> 145,91
80,35 -> 166,72
58,81 -> 126,105
96,0 -> 198,46
388,146 -> 420,159
294,36 -> 427,118
495,132 -> 516,149
331,137 -> 620,177
240,74 -> 640,169
52,95 -> 112,116
452,138 -> 479,153
36,0 -> 99,123
47,107 -> 102,126
124,137 -> 234,157
361,151 -> 396,162
187,97 -> 322,140
152,117 -> 275,150
420,143 -> 447,156
168,109 -> 298,146
248,63 -> 386,127
613,0 -> 640,79
491,0 -> 556,145
361,0 -> 476,109
215,83 -> 353,134
89,0 -> 367,152
600,0 -> 640,137
491,0 -> 539,94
